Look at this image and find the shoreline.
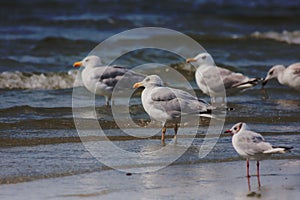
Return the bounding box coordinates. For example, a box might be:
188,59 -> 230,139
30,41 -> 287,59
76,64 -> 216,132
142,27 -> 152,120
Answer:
0,159 -> 299,199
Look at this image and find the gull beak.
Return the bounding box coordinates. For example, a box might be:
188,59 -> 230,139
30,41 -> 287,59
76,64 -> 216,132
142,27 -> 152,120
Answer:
73,61 -> 82,67
224,129 -> 232,133
186,58 -> 197,63
262,78 -> 268,86
133,82 -> 143,89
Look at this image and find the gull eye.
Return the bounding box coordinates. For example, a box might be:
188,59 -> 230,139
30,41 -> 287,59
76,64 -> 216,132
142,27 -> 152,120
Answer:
85,59 -> 89,62
234,127 -> 237,130
202,55 -> 207,60
145,78 -> 150,82
269,70 -> 273,75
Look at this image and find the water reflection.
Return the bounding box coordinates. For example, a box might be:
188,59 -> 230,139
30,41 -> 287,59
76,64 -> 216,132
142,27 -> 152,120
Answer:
274,99 -> 300,110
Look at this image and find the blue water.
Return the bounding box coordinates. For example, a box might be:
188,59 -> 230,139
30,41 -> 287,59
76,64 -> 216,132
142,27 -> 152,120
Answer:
0,0 -> 299,194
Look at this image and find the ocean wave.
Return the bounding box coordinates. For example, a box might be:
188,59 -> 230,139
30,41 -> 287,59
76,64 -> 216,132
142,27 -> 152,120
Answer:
0,70 -> 82,90
251,30 -> 300,45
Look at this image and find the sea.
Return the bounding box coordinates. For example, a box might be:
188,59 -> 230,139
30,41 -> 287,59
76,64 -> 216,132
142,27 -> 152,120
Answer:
0,0 -> 299,199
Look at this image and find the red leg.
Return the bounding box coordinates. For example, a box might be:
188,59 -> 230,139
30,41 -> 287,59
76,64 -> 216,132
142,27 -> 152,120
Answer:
257,161 -> 261,188
246,159 -> 250,178
247,175 -> 251,192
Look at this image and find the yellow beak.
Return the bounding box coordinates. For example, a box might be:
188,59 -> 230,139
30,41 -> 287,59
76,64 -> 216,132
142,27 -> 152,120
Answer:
186,58 -> 197,63
133,82 -> 143,89
73,61 -> 82,67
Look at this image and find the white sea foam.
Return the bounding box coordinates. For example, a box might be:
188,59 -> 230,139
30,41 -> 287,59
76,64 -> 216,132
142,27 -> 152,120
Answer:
251,30 -> 300,45
0,70 -> 82,90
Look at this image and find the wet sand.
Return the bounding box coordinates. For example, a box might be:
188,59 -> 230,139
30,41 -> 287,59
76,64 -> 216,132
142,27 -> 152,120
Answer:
0,159 -> 298,200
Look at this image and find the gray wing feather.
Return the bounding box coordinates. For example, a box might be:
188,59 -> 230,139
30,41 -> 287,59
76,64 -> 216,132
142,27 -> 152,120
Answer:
251,135 -> 264,143
198,67 -> 249,93
237,131 -> 271,156
150,87 -> 211,117
218,68 -> 249,89
93,66 -> 145,89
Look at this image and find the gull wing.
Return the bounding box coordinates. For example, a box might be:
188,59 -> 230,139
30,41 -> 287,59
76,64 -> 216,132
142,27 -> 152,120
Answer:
150,86 -> 211,118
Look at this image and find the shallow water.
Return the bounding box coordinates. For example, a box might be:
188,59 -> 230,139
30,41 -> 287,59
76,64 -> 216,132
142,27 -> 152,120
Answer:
0,0 -> 300,199
0,160 -> 299,200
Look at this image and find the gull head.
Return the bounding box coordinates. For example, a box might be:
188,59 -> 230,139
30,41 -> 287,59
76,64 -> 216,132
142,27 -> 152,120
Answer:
186,52 -> 215,66
224,122 -> 249,135
73,55 -> 102,68
262,65 -> 285,86
133,75 -> 164,89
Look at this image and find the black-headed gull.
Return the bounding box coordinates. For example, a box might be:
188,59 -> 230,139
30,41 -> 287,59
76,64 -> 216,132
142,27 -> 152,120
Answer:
262,63 -> 300,91
133,75 -> 214,144
73,55 -> 145,106
225,122 -> 292,187
186,53 -> 261,102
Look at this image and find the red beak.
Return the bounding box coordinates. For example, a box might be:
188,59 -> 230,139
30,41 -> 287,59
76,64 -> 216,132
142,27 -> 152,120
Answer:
224,129 -> 232,133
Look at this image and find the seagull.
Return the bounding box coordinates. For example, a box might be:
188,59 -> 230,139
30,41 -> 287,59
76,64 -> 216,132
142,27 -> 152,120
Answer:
186,53 -> 261,102
262,63 -> 300,91
73,55 -> 145,106
224,122 -> 293,187
133,75 -> 215,144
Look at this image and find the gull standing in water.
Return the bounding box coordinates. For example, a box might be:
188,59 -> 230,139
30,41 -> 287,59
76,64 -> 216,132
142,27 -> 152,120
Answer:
186,53 -> 261,102
133,75 -> 214,144
73,55 -> 145,106
225,122 -> 293,188
262,63 -> 300,91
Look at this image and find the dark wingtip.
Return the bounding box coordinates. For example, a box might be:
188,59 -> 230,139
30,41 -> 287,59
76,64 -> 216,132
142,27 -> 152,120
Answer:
251,77 -> 264,85
232,77 -> 263,88
286,146 -> 294,151
272,146 -> 293,151
226,107 -> 234,111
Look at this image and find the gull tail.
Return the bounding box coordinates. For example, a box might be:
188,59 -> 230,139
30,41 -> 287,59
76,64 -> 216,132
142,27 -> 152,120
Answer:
199,113 -> 215,119
232,78 -> 263,88
263,146 -> 293,154
199,113 -> 225,120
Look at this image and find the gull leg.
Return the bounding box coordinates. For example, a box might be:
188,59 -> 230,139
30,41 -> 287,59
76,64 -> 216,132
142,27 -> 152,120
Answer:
174,123 -> 178,141
105,96 -> 110,106
246,159 -> 250,178
174,123 -> 178,144
110,95 -> 115,106
260,87 -> 269,101
161,126 -> 166,145
256,161 -> 261,188
246,159 -> 251,191
211,97 -> 216,104
247,174 -> 251,192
